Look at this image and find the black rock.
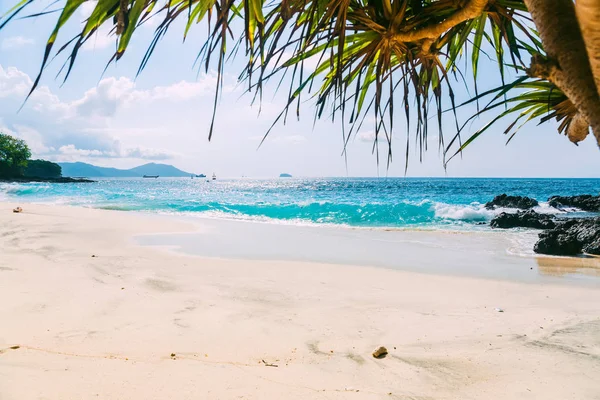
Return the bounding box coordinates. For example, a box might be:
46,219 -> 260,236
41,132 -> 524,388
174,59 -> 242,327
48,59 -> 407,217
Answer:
548,195 -> 600,212
485,194 -> 539,210
490,210 -> 556,230
534,217 -> 600,256
583,237 -> 600,255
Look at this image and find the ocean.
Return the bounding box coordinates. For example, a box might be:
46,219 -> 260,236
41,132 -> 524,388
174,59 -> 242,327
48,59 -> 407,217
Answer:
1,177 -> 598,229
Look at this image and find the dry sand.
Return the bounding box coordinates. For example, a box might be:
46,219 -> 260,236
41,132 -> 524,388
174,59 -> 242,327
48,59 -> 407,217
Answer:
0,203 -> 599,399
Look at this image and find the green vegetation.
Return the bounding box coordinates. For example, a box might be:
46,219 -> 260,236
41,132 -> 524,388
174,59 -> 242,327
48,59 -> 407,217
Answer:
24,159 -> 62,179
0,133 -> 62,179
1,1 -> 599,168
0,133 -> 31,178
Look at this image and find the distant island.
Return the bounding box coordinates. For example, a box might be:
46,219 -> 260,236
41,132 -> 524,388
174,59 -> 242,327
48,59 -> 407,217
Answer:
279,173 -> 293,178
59,162 -> 196,178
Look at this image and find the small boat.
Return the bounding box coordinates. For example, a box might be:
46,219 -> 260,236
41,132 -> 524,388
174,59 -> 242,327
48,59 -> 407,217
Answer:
196,174 -> 206,178
212,173 -> 217,181
143,175 -> 159,178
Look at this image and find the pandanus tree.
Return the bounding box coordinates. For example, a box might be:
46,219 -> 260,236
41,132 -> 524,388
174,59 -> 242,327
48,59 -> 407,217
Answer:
1,0 -> 599,167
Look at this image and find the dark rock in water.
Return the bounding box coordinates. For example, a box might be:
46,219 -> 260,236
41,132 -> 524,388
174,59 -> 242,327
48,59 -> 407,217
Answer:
485,194 -> 539,210
583,237 -> 600,255
534,217 -> 600,256
490,210 -> 556,229
548,195 -> 600,212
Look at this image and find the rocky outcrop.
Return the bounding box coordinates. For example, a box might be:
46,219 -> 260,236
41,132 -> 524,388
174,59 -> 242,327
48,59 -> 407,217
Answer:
490,210 -> 556,229
534,217 -> 600,256
485,194 -> 539,210
548,195 -> 600,211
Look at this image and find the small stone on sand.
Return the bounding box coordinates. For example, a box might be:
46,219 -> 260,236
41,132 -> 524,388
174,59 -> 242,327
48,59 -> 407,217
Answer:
372,346 -> 388,359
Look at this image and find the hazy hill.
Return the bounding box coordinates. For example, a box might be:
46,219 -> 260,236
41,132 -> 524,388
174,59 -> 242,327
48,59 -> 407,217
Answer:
59,162 -> 195,178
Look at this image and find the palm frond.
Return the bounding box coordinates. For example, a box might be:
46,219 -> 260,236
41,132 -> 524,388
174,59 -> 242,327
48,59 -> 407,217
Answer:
445,76 -> 575,164
0,0 -> 537,168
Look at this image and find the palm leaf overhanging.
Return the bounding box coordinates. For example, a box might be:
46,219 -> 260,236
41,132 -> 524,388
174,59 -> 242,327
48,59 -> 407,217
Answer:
0,0 -> 573,168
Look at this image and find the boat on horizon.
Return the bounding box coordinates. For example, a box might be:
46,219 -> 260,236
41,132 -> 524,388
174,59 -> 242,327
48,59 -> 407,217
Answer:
143,175 -> 159,179
196,174 -> 207,178
212,173 -> 216,181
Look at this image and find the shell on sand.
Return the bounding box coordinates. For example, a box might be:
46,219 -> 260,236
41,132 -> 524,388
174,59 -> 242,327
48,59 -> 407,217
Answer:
372,346 -> 388,358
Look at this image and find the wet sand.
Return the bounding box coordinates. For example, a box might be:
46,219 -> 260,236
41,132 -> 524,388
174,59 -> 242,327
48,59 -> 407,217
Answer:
137,216 -> 600,284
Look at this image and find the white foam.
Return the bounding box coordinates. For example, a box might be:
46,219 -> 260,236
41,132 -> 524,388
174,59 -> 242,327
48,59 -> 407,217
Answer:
534,202 -> 569,215
430,202 -> 495,221
155,209 -> 352,229
505,231 -> 539,257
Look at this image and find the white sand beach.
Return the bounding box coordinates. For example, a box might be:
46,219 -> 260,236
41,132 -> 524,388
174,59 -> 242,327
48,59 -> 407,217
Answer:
1,203 -> 599,399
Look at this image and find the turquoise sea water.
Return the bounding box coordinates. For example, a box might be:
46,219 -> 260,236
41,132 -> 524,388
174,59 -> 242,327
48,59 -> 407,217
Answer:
1,178 -> 599,229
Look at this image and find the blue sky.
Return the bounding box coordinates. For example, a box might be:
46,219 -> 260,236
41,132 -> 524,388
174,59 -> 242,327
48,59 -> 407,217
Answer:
1,0 -> 600,177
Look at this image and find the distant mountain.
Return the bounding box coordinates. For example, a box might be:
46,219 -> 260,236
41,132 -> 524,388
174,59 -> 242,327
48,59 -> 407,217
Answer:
59,162 -> 195,178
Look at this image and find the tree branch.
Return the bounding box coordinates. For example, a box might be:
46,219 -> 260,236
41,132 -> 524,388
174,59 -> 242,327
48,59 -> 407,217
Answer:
526,54 -> 565,88
392,0 -> 488,42
117,0 -> 127,35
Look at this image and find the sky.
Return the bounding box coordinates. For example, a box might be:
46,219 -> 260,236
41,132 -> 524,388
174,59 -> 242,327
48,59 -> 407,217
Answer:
1,1 -> 600,178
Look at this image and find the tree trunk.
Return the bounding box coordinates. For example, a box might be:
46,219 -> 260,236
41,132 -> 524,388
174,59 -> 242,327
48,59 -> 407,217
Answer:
576,0 -> 600,97
524,0 -> 600,146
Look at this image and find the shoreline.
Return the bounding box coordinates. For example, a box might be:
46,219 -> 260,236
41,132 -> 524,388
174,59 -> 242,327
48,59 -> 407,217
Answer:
1,202 -> 600,399
135,212 -> 600,285
4,201 -> 600,283
6,201 -> 600,283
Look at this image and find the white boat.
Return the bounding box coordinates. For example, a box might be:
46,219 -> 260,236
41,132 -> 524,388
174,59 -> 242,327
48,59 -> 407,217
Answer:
212,173 -> 216,181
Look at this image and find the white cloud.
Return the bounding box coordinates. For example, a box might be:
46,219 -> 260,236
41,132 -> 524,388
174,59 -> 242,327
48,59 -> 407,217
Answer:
0,64 -> 202,162
58,144 -> 105,157
358,130 -> 376,142
57,144 -> 175,160
141,78 -> 218,101
10,125 -> 55,155
0,65 -> 67,115
121,146 -> 177,160
72,77 -> 135,117
0,65 -> 32,98
1,36 -> 34,50
70,74 -> 223,118
0,64 -> 221,119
